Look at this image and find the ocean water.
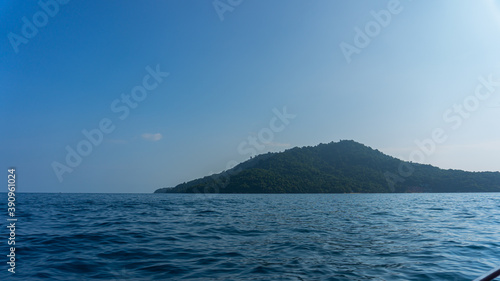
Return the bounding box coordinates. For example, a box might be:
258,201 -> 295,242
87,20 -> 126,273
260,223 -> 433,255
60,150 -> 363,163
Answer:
1,193 -> 500,281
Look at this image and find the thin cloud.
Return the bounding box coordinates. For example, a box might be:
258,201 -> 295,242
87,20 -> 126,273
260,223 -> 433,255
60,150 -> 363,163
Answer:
141,133 -> 162,141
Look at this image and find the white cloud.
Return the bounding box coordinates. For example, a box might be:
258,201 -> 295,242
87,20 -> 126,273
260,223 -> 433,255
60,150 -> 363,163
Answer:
141,133 -> 162,141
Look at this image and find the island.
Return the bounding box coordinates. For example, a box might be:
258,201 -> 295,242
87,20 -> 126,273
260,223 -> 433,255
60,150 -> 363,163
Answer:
154,140 -> 500,193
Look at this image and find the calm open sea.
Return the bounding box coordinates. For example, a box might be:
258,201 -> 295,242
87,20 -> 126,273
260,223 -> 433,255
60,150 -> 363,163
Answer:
1,193 -> 499,280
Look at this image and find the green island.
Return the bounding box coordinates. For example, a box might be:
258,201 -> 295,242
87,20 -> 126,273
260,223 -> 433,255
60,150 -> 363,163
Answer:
154,140 -> 500,193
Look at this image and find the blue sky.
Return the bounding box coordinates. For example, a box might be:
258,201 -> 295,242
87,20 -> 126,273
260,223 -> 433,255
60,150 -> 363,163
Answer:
2,0 -> 500,193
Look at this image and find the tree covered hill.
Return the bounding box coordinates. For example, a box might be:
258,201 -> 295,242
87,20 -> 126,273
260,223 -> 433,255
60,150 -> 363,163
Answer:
154,140 -> 500,193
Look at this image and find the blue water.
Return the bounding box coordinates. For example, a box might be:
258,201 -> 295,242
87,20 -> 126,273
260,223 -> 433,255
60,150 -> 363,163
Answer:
1,193 -> 500,280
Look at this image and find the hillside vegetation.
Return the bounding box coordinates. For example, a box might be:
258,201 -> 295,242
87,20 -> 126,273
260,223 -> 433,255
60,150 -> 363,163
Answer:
155,140 -> 500,193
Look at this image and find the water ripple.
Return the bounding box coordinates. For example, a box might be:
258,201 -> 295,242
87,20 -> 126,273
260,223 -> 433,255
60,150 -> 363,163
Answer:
1,193 -> 500,280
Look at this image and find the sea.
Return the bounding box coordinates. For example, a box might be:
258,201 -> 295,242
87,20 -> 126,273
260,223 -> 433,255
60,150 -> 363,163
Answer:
1,193 -> 500,281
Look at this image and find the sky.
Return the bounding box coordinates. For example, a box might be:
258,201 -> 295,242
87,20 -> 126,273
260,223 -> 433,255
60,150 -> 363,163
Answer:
2,0 -> 500,193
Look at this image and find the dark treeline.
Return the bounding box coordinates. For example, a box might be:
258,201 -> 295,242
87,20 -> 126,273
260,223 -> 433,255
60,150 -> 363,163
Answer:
155,140 -> 500,193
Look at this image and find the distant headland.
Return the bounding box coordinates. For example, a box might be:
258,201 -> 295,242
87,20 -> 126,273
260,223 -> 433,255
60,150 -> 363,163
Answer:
154,140 -> 500,194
